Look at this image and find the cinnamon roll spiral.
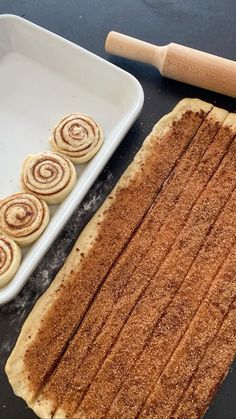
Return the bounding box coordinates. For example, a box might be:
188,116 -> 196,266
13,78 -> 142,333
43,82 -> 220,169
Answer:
21,152 -> 77,204
0,235 -> 21,287
49,113 -> 104,163
0,193 -> 49,247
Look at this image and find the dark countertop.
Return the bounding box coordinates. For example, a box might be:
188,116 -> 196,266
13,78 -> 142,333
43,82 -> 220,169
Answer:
0,1 -> 235,418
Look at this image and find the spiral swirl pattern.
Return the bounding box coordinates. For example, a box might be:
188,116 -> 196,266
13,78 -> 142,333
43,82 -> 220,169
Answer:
0,193 -> 49,247
0,235 -> 21,287
50,113 -> 104,163
21,152 -> 77,204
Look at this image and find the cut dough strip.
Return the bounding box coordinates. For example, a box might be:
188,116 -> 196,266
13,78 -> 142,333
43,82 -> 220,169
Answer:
139,246 -> 236,418
41,107 -> 229,417
107,193 -> 236,419
72,139 -> 236,419
172,302 -> 236,419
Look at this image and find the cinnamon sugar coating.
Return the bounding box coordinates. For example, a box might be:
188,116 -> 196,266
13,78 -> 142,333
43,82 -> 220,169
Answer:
7,102 -> 236,419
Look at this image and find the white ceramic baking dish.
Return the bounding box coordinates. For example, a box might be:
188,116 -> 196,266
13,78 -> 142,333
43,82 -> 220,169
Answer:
0,14 -> 144,305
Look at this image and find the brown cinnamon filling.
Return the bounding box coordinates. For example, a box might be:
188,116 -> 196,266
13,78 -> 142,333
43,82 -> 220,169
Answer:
74,140 -> 236,419
172,301 -> 236,419
40,112 -> 232,415
22,107 -> 236,419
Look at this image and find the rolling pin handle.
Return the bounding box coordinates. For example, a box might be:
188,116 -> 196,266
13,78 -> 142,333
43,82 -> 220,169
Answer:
105,31 -> 164,69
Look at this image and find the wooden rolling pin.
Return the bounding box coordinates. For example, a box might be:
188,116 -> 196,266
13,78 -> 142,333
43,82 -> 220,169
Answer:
105,31 -> 236,97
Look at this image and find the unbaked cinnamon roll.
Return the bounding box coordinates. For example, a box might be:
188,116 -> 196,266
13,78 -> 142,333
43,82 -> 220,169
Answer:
49,113 -> 104,163
0,235 -> 21,287
0,193 -> 49,247
21,152 -> 77,204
